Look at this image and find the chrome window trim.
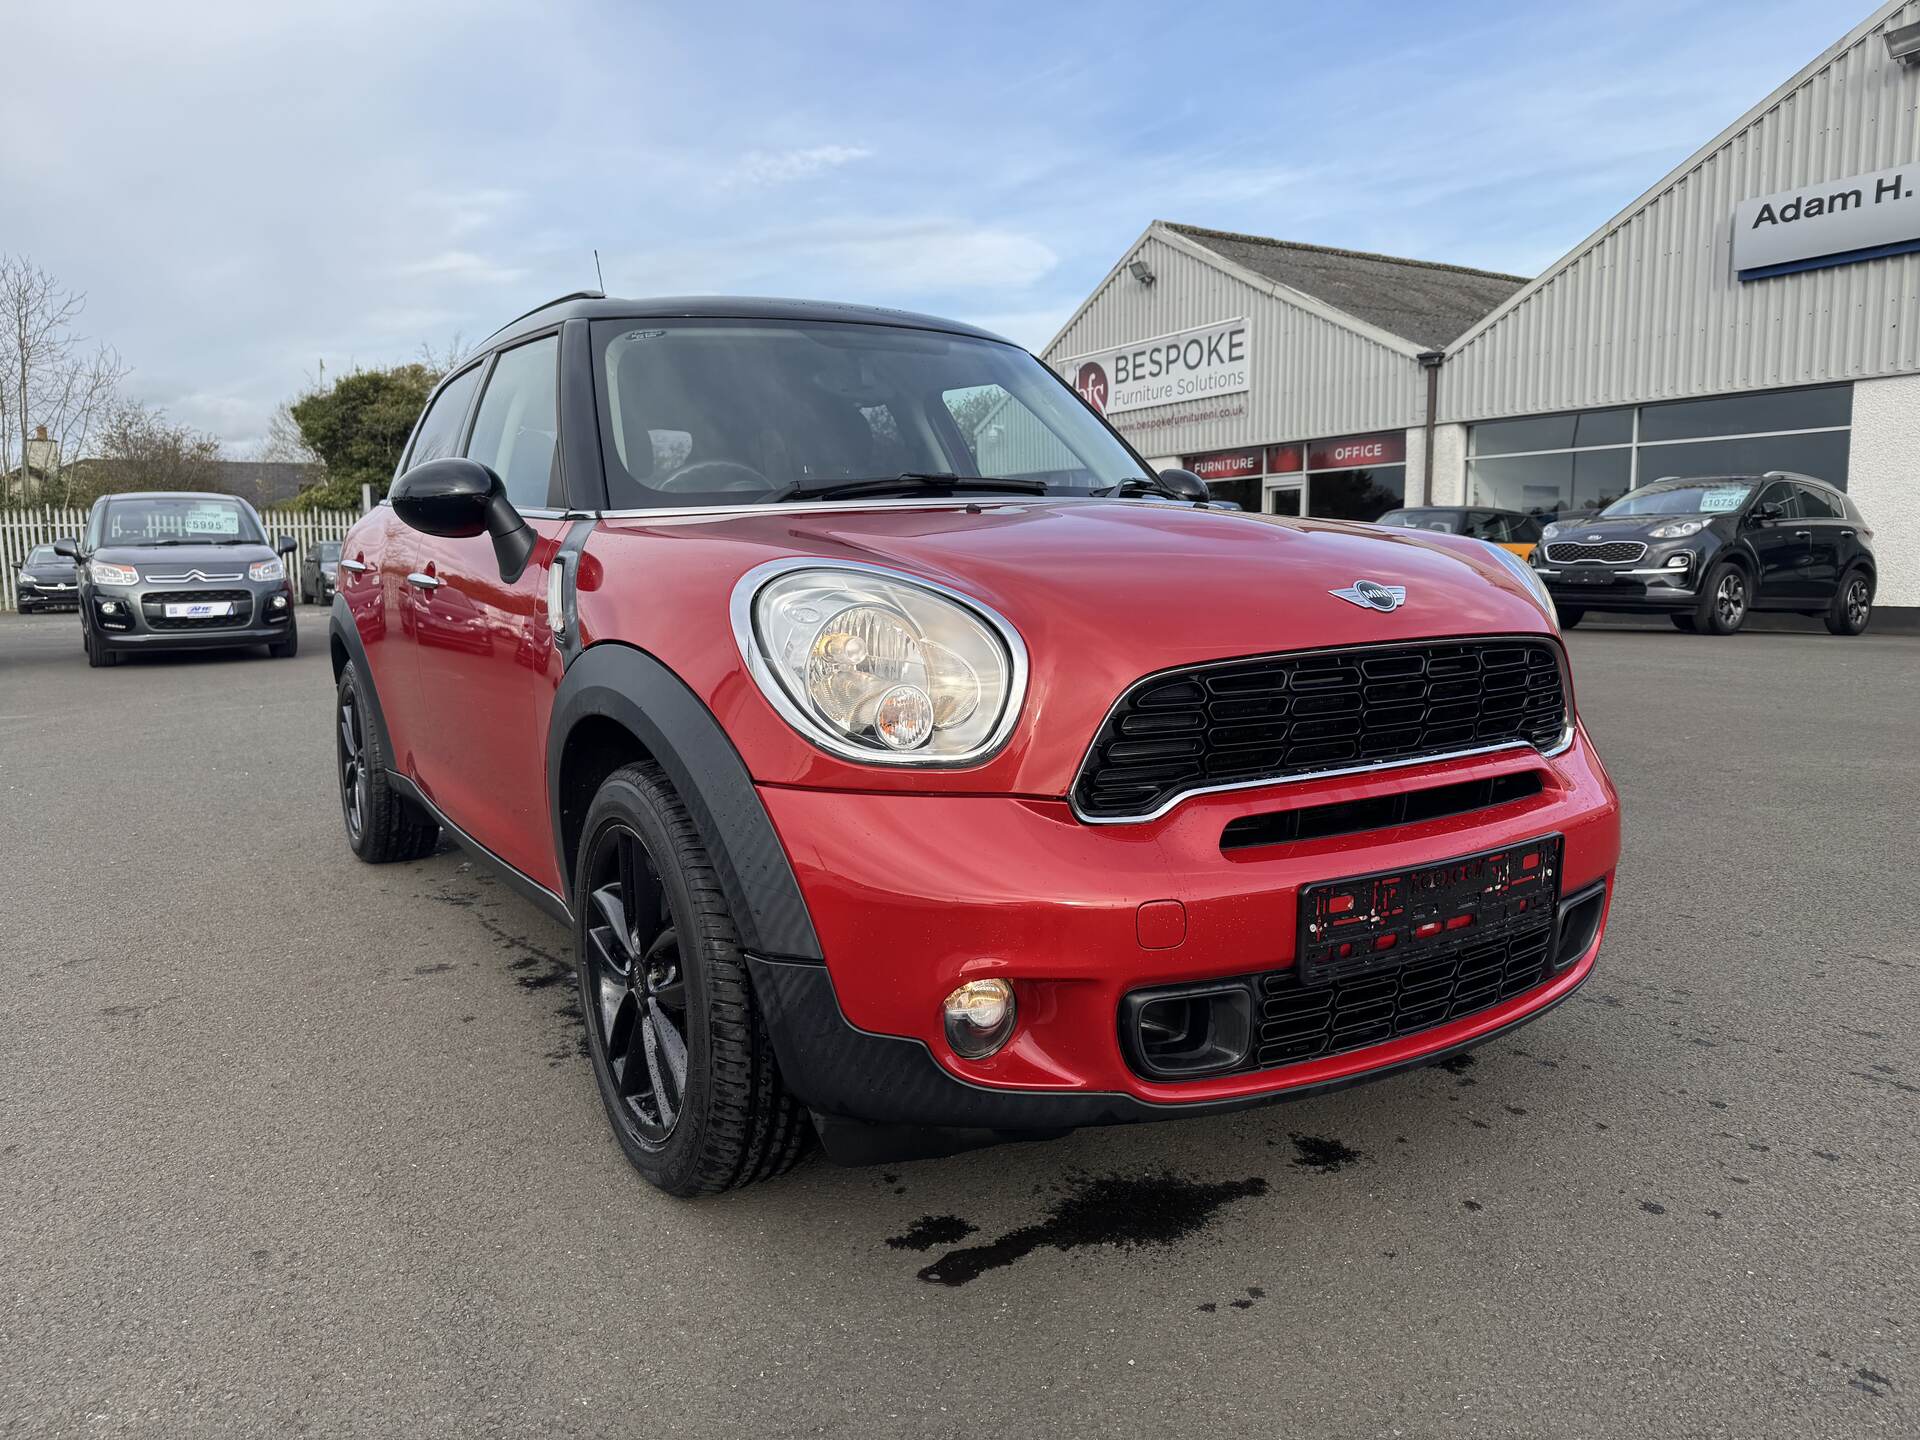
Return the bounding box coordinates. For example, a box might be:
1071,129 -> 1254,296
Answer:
727,556 -> 1030,769
1070,634 -> 1576,826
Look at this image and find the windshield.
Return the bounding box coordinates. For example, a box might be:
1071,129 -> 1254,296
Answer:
27,546 -> 58,564
1601,481 -> 1752,518
315,542 -> 342,561
102,496 -> 263,546
593,319 -> 1152,508
1377,509 -> 1462,533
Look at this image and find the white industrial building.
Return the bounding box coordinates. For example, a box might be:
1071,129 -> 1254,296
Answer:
1044,1 -> 1920,618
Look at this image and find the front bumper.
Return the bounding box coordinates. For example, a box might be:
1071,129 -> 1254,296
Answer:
1536,553 -> 1700,610
18,582 -> 80,610
755,724 -> 1620,1143
90,580 -> 296,649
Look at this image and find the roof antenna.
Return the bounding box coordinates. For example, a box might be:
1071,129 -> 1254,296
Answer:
592,248 -> 606,295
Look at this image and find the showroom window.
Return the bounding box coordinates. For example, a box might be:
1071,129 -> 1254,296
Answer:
1467,384 -> 1851,518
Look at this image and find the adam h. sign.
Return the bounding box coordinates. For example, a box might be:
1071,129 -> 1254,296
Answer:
1061,318 -> 1251,417
1732,165 -> 1920,279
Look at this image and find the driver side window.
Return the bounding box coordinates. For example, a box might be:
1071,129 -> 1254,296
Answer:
1754,481 -> 1798,518
467,335 -> 561,511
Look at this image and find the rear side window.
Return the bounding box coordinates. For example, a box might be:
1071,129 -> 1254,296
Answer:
407,364 -> 483,470
466,336 -> 560,511
1796,485 -> 1841,519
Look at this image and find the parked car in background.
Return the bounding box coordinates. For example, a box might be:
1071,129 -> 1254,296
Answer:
1375,506 -> 1543,558
1531,471 -> 1874,636
14,543 -> 80,612
300,540 -> 343,605
62,492 -> 300,667
329,293 -> 1619,1195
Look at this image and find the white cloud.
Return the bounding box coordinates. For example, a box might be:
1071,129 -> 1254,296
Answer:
719,144 -> 873,188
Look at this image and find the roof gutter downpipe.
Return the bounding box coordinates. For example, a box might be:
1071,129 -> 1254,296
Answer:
1417,350 -> 1444,505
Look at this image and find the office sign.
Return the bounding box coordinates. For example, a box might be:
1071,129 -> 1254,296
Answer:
1733,165 -> 1920,278
1307,431 -> 1405,471
1062,317 -> 1251,417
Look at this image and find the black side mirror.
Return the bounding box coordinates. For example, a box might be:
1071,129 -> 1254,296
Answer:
276,535 -> 297,556
1157,468 -> 1211,504
1748,502 -> 1780,525
390,457 -> 536,583
53,538 -> 79,559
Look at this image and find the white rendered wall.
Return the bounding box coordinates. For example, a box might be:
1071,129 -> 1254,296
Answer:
1846,373 -> 1920,608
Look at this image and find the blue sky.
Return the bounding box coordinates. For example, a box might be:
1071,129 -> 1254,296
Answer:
0,0 -> 1866,450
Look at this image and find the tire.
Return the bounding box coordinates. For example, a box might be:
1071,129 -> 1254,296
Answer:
1556,607 -> 1584,629
1669,614 -> 1697,632
574,762 -> 811,1196
1825,568 -> 1873,636
269,624 -> 298,659
85,628 -> 118,667
1693,562 -> 1749,635
336,661 -> 439,863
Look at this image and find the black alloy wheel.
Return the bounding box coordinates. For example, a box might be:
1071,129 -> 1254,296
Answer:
1826,569 -> 1873,636
1695,562 -> 1748,635
582,823 -> 690,1146
338,689 -> 369,846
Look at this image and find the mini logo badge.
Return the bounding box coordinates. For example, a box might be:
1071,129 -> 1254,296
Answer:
1330,578 -> 1407,612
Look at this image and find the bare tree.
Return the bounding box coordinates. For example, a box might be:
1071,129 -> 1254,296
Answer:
0,255 -> 128,504
253,399 -> 322,465
85,398 -> 223,498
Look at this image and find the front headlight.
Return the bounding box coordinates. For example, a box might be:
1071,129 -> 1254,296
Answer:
90,560 -> 139,586
1541,521 -> 1565,539
15,569 -> 30,585
1648,518 -> 1708,539
1481,540 -> 1559,631
735,561 -> 1026,765
249,557 -> 286,582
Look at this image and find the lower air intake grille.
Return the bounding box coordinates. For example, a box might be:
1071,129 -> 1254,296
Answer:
142,589 -> 254,630
1074,638 -> 1569,821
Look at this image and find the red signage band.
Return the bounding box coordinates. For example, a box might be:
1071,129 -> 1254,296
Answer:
1307,431 -> 1406,470
1182,448 -> 1263,481
1265,443 -> 1303,473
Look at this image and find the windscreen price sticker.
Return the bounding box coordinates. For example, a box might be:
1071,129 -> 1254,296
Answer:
1700,490 -> 1746,513
184,505 -> 238,535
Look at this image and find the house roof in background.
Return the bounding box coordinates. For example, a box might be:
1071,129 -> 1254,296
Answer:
1163,223 -> 1531,350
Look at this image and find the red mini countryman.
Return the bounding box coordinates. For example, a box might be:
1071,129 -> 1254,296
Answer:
329,294 -> 1620,1195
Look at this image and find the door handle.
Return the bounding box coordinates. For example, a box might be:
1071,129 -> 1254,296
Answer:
339,558 -> 369,573
406,571 -> 444,590
1793,530 -> 1811,540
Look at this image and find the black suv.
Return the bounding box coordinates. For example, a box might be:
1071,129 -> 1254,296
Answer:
15,543 -> 80,612
62,492 -> 300,667
1531,472 -> 1875,636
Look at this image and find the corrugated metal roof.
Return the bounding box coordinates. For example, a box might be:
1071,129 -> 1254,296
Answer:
1164,224 -> 1530,351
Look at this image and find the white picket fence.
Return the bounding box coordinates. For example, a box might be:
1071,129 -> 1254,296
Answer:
1,506 -> 363,611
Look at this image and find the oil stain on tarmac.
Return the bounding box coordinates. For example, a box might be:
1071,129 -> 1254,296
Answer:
914,1172 -> 1269,1287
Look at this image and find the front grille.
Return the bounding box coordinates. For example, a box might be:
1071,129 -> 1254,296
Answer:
1253,917 -> 1554,1070
142,589 -> 253,630
1074,639 -> 1569,821
1544,541 -> 1646,564
1220,771 -> 1544,852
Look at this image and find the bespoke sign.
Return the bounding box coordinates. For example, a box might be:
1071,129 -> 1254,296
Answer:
1732,165 -> 1920,278
1062,317 -> 1251,417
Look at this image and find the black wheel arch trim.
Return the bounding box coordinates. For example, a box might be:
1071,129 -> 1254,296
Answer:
548,640 -> 822,961
328,595 -> 396,768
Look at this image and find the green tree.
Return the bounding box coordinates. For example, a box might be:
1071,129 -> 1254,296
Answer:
287,362 -> 438,509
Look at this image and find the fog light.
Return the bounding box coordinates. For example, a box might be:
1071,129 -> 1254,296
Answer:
270,594 -> 288,608
942,979 -> 1016,1058
100,600 -> 121,614
1666,553 -> 1689,568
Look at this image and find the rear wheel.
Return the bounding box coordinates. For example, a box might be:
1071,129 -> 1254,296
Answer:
336,661 -> 438,862
1694,562 -> 1748,635
575,762 -> 810,1195
1825,568 -> 1873,636
1556,607 -> 1585,629
1669,614 -> 1697,632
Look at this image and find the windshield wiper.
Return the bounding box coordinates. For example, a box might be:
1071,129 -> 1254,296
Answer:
770,472 -> 1049,503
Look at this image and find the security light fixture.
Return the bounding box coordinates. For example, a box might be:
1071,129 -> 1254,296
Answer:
1128,258 -> 1156,285
1887,18 -> 1920,63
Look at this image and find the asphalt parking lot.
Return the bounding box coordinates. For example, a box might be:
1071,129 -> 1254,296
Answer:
2,608 -> 1915,1438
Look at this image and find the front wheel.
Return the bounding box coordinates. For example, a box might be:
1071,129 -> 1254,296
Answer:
575,762 -> 810,1195
269,624 -> 298,658
85,628 -> 118,667
1556,607 -> 1585,629
1694,563 -> 1748,635
1826,569 -> 1873,636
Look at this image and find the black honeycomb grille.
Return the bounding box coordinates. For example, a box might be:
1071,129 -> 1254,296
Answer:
1074,639 -> 1569,821
1543,541 -> 1645,564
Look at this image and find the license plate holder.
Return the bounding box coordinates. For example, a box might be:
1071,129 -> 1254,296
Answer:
165,601 -> 234,619
1298,835 -> 1563,987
